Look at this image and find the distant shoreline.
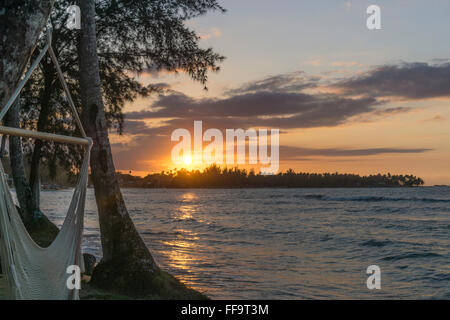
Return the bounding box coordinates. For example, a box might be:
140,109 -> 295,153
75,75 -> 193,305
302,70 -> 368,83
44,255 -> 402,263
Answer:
116,166 -> 425,189
29,185 -> 431,191
114,185 -> 425,189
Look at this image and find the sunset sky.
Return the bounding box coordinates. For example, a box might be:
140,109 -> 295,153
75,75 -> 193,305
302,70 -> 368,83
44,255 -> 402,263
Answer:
110,0 -> 450,185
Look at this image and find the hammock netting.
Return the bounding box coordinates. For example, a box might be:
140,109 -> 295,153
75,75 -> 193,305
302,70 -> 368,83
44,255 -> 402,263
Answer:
0,30 -> 91,300
0,149 -> 90,299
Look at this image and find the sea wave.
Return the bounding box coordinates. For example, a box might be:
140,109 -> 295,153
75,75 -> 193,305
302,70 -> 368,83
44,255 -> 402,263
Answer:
381,252 -> 442,261
361,239 -> 392,247
300,194 -> 450,203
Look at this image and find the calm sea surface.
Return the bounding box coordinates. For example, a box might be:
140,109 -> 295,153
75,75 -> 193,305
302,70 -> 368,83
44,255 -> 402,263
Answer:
34,187 -> 450,299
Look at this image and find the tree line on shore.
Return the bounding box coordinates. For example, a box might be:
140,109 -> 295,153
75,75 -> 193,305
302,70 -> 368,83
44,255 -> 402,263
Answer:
116,165 -> 425,188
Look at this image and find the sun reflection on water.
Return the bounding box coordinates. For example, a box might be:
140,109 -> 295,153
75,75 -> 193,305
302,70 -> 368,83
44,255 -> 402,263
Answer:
181,192 -> 197,202
164,193 -> 203,284
162,240 -> 198,271
174,192 -> 198,220
161,230 -> 202,285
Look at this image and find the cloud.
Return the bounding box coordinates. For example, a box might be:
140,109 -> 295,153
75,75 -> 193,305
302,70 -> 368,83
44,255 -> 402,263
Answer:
423,114 -> 446,122
281,145 -> 432,160
151,82 -> 172,89
125,66 -> 410,131
304,59 -> 322,67
331,61 -> 359,67
200,27 -> 222,40
112,133 -> 172,171
333,62 -> 450,99
140,66 -> 183,78
226,71 -> 320,95
121,120 -> 160,135
131,61 -> 450,134
125,90 -> 388,130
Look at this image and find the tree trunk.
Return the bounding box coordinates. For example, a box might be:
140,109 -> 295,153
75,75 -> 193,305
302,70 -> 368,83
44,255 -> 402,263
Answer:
0,0 -> 54,224
0,135 -> 6,158
0,0 -> 59,246
77,0 -> 160,296
3,97 -> 58,247
4,97 -> 37,224
0,0 -> 54,108
29,71 -> 53,207
29,54 -> 56,206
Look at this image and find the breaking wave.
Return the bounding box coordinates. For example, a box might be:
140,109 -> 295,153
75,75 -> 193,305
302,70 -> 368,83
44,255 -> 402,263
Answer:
300,194 -> 450,203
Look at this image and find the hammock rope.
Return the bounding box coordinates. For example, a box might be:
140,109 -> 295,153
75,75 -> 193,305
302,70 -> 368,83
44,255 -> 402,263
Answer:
0,30 -> 91,300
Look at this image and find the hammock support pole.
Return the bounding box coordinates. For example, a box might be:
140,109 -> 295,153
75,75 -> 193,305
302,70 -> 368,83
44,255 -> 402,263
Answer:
0,126 -> 90,146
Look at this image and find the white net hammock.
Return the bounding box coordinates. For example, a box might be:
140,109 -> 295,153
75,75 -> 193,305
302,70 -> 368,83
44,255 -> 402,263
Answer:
0,31 -> 91,300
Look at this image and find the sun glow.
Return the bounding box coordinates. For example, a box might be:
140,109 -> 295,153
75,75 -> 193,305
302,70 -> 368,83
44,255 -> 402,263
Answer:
183,154 -> 192,166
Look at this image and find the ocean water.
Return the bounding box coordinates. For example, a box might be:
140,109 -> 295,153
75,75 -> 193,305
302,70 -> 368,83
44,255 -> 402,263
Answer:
37,187 -> 450,299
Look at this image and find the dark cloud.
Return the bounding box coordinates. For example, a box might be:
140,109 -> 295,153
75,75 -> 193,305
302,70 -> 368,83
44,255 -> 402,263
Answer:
126,91 -> 389,129
112,134 -> 171,171
127,62 -> 449,131
225,71 -> 320,95
121,120 -> 158,135
151,82 -> 172,89
130,62 -> 450,131
281,145 -> 432,160
140,65 -> 179,78
334,62 -> 450,99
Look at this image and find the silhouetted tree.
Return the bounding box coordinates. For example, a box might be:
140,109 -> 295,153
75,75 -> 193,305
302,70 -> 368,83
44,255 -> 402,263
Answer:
15,0 -> 224,212
76,0 -> 224,297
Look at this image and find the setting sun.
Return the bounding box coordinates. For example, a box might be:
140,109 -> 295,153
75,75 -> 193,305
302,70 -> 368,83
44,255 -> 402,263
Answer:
183,155 -> 192,166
